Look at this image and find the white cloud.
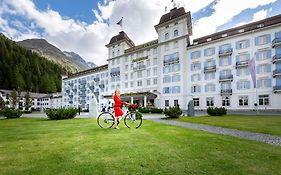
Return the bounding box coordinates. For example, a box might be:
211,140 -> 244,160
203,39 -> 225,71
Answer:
252,9 -> 268,22
0,0 -> 277,65
192,0 -> 277,38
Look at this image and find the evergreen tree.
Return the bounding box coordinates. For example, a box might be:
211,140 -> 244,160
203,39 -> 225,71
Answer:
10,89 -> 18,108
0,97 -> 5,109
24,91 -> 31,110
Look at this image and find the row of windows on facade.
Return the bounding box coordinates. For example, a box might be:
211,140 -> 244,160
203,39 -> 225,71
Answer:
191,79 -> 272,93
164,29 -> 179,40
124,68 -> 158,80
191,65 -> 272,82
65,96 -> 96,102
190,49 -> 274,70
123,58 -> 158,72
64,73 -> 108,85
191,95 -> 270,107
190,33 -> 279,59
111,47 -> 158,61
123,78 -> 158,89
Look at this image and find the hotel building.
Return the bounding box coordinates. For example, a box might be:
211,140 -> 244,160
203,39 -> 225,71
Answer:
62,7 -> 281,111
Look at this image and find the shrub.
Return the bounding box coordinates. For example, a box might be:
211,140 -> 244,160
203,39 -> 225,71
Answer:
2,108 -> 22,119
207,107 -> 227,116
23,110 -> 32,114
150,108 -> 163,113
46,108 -> 78,120
164,106 -> 182,118
138,108 -> 150,113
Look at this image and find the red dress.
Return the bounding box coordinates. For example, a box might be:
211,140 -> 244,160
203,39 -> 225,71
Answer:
113,95 -> 126,117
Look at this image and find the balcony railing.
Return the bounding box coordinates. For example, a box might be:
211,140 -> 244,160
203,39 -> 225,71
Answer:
273,86 -> 281,93
273,69 -> 281,78
93,77 -> 100,82
79,80 -> 86,84
69,82 -> 74,86
110,71 -> 120,77
236,60 -> 249,68
272,37 -> 281,48
219,75 -> 233,82
204,65 -> 216,73
163,57 -> 179,66
99,84 -> 105,89
78,92 -> 86,97
219,48 -> 233,57
272,54 -> 281,64
79,85 -> 86,90
221,89 -> 232,95
133,65 -> 146,71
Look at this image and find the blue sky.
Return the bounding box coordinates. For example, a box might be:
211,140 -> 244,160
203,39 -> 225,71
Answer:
0,0 -> 280,65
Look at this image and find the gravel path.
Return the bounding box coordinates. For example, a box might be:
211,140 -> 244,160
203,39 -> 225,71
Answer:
149,118 -> 281,146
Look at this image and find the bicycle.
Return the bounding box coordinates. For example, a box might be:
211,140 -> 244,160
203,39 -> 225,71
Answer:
97,104 -> 142,129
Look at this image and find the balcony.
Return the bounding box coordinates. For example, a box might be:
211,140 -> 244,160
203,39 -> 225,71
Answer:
272,37 -> 281,48
69,94 -> 74,98
110,71 -> 120,77
219,48 -> 233,57
236,60 -> 249,68
221,89 -> 232,95
94,91 -> 100,96
93,77 -> 100,82
89,85 -> 95,91
219,75 -> 233,82
65,89 -> 70,93
99,84 -> 105,89
78,92 -> 86,97
273,69 -> 281,78
68,100 -> 73,104
204,65 -> 216,73
272,54 -> 281,64
133,65 -> 146,71
163,57 -> 179,66
273,86 -> 281,93
79,80 -> 86,85
69,82 -> 74,86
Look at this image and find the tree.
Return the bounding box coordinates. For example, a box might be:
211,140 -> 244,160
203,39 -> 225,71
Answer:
0,97 -> 5,109
24,91 -> 31,111
10,89 -> 18,108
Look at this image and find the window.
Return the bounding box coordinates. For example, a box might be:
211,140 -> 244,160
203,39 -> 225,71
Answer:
193,98 -> 199,107
137,71 -> 142,78
147,79 -> 151,86
147,69 -> 151,76
153,78 -> 157,85
112,51 -> 115,58
165,33 -> 169,40
163,87 -> 170,94
222,96 -> 230,106
258,64 -> 271,74
258,50 -> 270,60
206,97 -> 214,107
172,74 -> 180,82
146,59 -> 150,67
153,48 -> 157,54
239,96 -> 248,106
259,95 -> 269,106
117,58 -> 120,64
130,72 -> 134,79
255,34 -> 270,45
163,76 -> 170,83
137,80 -> 142,87
125,74 -> 128,80
153,68 -> 157,76
165,43 -> 169,51
240,67 -> 248,76
165,100 -> 169,107
172,86 -> 180,93
192,62 -> 200,71
205,72 -> 212,80
125,65 -> 129,71
192,85 -> 200,93
205,47 -> 215,56
174,30 -> 178,37
191,51 -> 201,59
258,78 -> 271,88
174,99 -> 179,107
236,40 -> 249,49
173,41 -> 178,48
130,81 -> 134,88
193,74 -> 200,82
238,80 -> 250,89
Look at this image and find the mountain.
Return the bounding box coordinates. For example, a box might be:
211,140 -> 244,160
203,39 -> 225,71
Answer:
63,51 -> 91,70
87,61 -> 97,68
0,33 -> 64,93
17,39 -> 95,73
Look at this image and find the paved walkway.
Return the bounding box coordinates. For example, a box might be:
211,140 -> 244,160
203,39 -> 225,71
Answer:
147,117 -> 281,146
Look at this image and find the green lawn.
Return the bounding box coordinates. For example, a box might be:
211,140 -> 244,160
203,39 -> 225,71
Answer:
177,115 -> 281,136
0,118 -> 281,175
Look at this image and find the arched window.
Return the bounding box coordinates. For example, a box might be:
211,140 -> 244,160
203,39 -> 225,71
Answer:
174,30 -> 178,37
164,33 -> 169,40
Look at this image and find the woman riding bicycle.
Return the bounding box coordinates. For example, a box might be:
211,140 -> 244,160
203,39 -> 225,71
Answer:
112,89 -> 127,129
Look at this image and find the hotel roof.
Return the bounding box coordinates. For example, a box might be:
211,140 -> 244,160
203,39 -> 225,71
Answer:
191,13 -> 281,46
64,64 -> 108,80
106,31 -> 135,47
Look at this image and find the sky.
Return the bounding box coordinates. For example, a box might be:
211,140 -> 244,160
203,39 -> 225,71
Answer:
1,0 -> 281,65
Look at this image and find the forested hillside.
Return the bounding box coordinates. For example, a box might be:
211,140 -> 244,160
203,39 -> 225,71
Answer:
0,33 -> 66,93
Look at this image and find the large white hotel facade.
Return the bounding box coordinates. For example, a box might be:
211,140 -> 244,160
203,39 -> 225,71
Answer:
62,7 -> 281,111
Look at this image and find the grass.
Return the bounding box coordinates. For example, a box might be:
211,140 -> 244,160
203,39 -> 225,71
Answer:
0,118 -> 280,175
177,115 -> 281,136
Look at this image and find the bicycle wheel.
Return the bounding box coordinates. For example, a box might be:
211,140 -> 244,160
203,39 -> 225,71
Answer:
124,111 -> 142,129
97,112 -> 115,128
